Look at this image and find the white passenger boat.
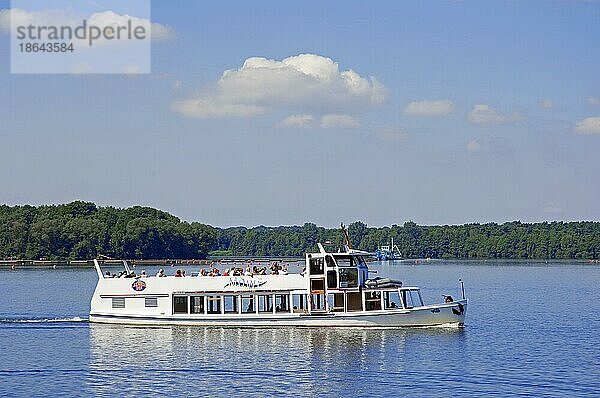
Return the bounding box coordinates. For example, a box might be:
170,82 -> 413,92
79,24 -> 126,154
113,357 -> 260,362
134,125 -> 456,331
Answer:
89,241 -> 467,327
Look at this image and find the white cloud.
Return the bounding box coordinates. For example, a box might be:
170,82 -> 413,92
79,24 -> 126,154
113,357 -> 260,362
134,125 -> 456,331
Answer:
466,135 -> 511,155
319,114 -> 360,129
403,99 -> 455,116
574,116 -> 600,135
466,139 -> 483,152
172,54 -> 387,119
86,11 -> 175,42
468,104 -> 523,125
276,114 -> 360,129
277,114 -> 316,129
587,96 -> 600,106
171,98 -> 266,119
538,99 -> 554,109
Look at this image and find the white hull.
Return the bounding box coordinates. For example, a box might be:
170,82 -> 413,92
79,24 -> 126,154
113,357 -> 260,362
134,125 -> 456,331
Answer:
90,300 -> 467,327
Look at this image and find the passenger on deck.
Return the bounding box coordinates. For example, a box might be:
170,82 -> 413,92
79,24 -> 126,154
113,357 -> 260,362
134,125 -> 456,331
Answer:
105,271 -> 111,278
270,262 -> 282,275
140,270 -> 147,278
199,269 -> 208,277
245,266 -> 252,276
156,269 -> 166,277
182,270 -> 186,277
223,268 -> 230,276
175,269 -> 182,277
253,266 -> 266,275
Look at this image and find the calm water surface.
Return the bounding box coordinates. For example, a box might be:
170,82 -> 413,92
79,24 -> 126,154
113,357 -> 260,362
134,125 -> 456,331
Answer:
0,261 -> 598,397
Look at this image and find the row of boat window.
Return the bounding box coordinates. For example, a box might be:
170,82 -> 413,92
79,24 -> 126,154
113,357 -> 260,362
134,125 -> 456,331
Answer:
109,290 -> 424,313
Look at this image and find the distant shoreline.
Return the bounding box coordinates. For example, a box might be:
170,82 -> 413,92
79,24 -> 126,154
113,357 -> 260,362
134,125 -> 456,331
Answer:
1,201 -> 599,261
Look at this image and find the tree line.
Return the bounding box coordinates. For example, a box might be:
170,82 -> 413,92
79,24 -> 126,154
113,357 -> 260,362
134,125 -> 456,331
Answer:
0,201 -> 598,260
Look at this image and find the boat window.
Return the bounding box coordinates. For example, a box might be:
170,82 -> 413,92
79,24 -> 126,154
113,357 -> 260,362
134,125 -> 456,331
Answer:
190,296 -> 204,314
145,297 -> 158,308
206,296 -> 222,314
327,293 -> 344,312
325,255 -> 336,268
310,278 -> 325,293
292,294 -> 308,313
241,295 -> 254,313
327,270 -> 337,289
402,290 -> 423,308
258,294 -> 273,313
224,295 -> 238,314
383,291 -> 400,310
275,294 -> 290,312
339,268 -> 358,288
365,291 -> 382,311
413,290 -> 424,306
354,256 -> 366,267
335,256 -> 352,267
311,293 -> 326,311
346,292 -> 362,312
173,296 -> 188,314
112,297 -> 125,309
309,257 -> 324,275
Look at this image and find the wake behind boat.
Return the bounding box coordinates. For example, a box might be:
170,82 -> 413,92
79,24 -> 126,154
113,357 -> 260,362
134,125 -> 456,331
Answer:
89,229 -> 468,327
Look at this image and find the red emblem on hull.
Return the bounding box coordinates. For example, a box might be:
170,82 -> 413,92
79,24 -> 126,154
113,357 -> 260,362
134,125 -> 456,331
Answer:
132,280 -> 146,291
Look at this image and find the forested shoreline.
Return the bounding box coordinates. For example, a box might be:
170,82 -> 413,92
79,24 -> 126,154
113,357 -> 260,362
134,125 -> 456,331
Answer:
0,201 -> 598,260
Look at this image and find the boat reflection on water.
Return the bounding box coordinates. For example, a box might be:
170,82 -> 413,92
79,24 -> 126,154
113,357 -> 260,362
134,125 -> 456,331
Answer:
88,324 -> 465,396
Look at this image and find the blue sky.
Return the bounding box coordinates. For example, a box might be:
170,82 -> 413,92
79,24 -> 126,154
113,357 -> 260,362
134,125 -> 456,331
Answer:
0,0 -> 599,227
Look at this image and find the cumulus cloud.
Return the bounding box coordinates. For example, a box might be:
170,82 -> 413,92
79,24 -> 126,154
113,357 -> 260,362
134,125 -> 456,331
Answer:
574,116 -> 600,135
319,114 -> 360,129
468,104 -> 523,125
466,135 -> 512,155
277,114 -> 316,129
403,99 -> 455,116
0,8 -> 175,42
172,54 -> 387,119
87,10 -> 176,42
276,114 -> 360,129
172,99 -> 265,119
587,97 -> 600,106
538,99 -> 554,109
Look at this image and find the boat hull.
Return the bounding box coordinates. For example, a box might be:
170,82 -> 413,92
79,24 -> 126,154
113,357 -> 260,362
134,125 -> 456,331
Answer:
89,300 -> 467,328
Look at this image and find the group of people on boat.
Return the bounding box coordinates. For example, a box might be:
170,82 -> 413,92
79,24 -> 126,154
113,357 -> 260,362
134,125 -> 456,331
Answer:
193,262 -> 289,277
104,261 -> 290,279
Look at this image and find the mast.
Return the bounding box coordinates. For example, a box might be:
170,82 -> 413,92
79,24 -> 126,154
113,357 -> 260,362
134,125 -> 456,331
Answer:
341,223 -> 353,249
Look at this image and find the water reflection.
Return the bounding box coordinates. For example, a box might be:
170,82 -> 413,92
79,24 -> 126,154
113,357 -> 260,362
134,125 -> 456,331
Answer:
88,324 -> 465,397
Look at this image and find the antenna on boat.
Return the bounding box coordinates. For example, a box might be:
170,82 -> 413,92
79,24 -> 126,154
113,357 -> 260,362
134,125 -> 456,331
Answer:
459,278 -> 465,299
341,223 -> 353,250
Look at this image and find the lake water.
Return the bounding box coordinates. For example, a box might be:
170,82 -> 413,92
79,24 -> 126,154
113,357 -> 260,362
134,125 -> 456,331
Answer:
0,261 -> 598,397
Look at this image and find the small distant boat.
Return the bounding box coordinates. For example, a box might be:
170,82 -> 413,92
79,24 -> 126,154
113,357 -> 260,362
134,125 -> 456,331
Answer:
374,238 -> 402,261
